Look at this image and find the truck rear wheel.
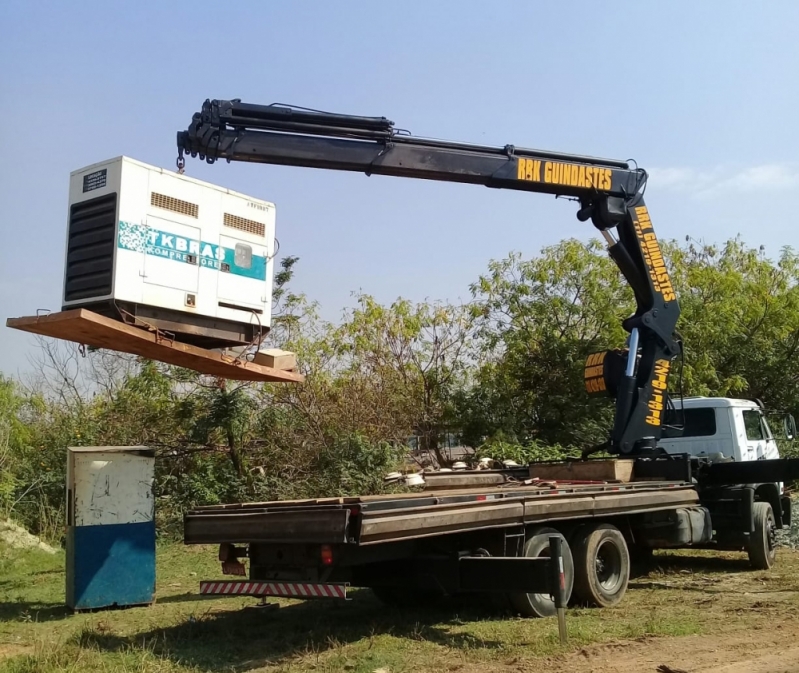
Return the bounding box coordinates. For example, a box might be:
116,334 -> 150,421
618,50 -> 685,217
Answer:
748,501 -> 777,570
508,526 -> 574,618
572,523 -> 630,608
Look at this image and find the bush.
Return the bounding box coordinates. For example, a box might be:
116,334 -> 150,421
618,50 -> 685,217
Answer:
475,437 -> 581,465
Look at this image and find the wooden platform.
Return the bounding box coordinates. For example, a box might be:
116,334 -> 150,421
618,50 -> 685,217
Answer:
6,310 -> 304,383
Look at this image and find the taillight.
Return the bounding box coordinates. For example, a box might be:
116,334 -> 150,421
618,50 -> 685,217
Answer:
321,544 -> 334,566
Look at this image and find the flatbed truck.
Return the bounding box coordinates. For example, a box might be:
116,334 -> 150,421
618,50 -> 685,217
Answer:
185,412 -> 799,616
173,100 -> 799,616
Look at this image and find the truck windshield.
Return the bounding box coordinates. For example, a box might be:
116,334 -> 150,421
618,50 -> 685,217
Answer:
743,410 -> 766,441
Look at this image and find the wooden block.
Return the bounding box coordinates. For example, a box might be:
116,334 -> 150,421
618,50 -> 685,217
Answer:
6,310 -> 304,384
252,348 -> 297,371
528,459 -> 635,483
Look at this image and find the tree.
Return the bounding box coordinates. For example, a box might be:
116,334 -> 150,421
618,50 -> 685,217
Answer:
668,238 -> 799,418
457,236 -> 799,453
333,294 -> 476,466
458,239 -> 633,448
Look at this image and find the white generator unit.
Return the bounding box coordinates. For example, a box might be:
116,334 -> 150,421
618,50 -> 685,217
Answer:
63,156 -> 276,349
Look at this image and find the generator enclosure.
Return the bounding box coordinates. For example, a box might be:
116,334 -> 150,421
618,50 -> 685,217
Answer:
63,156 -> 276,348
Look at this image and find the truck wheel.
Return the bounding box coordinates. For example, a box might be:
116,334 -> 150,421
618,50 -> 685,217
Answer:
572,523 -> 630,608
748,501 -> 777,570
508,526 -> 574,618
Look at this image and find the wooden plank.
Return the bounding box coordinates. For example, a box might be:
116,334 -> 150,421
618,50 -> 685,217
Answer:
6,310 -> 304,383
529,459 -> 634,483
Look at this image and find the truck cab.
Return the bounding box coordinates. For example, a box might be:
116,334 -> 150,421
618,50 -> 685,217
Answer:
660,397 -> 781,464
660,397 -> 793,532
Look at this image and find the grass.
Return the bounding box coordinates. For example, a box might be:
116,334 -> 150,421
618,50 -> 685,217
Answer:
1,541 -> 799,673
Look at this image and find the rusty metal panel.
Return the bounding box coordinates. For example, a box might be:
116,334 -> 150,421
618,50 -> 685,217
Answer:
358,501 -> 525,544
184,508 -> 350,545
522,487 -> 699,523
6,310 -> 304,383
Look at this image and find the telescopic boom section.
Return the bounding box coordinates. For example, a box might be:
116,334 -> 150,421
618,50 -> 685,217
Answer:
177,99 -> 681,455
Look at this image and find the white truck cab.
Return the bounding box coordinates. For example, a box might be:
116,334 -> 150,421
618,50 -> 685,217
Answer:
659,397 -> 781,463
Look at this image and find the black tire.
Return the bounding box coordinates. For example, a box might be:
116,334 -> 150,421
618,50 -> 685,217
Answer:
748,501 -> 777,570
508,526 -> 574,618
572,523 -> 630,608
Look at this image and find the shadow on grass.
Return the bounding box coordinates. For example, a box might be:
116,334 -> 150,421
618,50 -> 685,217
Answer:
154,592 -> 219,605
0,600 -> 71,623
76,591 -> 513,672
650,551 -> 751,574
627,551 -> 752,591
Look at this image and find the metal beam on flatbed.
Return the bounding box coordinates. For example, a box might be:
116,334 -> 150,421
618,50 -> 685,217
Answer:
183,480 -> 699,546
697,457 -> 799,486
357,486 -> 698,544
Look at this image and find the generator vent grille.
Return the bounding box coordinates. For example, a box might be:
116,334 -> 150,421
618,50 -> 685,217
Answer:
224,213 -> 265,238
151,192 -> 198,218
64,193 -> 117,302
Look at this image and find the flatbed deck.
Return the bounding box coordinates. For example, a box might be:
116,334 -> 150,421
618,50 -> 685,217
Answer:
6,309 -> 304,383
184,477 -> 699,546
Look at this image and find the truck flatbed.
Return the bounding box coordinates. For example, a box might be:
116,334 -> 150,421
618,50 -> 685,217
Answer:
184,477 -> 698,546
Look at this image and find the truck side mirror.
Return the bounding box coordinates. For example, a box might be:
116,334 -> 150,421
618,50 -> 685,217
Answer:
783,414 -> 797,441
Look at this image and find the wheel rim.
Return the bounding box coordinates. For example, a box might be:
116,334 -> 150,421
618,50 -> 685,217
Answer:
594,540 -> 623,593
766,514 -> 777,555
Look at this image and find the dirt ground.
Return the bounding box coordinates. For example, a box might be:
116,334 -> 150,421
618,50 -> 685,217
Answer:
548,624 -> 799,673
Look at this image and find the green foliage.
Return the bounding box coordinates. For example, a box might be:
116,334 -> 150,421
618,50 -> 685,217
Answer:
476,437 -> 581,464
312,434 -> 408,496
5,236 -> 799,542
668,238 -> 799,412
458,239 -> 630,447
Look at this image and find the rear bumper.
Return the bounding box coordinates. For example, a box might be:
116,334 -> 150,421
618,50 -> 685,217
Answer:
199,580 -> 349,599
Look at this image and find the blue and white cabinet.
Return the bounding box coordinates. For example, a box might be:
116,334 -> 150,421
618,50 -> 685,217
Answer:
65,446 -> 155,611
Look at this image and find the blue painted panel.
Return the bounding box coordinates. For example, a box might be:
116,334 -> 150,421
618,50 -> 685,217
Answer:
66,521 -> 155,610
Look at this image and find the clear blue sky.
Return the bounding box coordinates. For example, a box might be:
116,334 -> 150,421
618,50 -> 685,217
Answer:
1,1 -> 798,377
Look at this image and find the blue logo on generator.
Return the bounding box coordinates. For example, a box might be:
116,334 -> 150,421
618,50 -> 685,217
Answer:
117,221 -> 267,280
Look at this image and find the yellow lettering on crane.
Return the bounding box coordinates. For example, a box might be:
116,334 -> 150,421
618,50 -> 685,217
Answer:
517,159 -> 613,191
632,206 -> 677,302
645,359 -> 672,425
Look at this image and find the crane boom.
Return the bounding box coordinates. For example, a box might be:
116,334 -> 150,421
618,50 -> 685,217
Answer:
177,98 -> 681,455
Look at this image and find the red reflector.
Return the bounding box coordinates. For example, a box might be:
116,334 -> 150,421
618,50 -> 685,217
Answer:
476,495 -> 487,501
321,545 -> 334,566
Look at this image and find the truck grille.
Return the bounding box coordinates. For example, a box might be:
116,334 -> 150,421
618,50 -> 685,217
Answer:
64,193 -> 117,302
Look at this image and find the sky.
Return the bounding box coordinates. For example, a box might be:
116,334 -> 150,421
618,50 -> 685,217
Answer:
1,1 -> 798,377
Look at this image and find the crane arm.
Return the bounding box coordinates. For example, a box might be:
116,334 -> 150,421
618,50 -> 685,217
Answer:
177,98 -> 681,455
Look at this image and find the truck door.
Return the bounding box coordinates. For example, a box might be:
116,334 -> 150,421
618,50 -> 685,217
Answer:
760,415 -> 781,460
741,408 -> 775,461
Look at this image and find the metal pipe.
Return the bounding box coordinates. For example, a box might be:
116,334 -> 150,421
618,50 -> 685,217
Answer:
601,229 -> 617,247
548,536 -> 568,644
626,328 -> 639,377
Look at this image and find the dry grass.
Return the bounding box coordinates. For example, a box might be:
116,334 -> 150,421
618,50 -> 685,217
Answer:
2,541 -> 799,673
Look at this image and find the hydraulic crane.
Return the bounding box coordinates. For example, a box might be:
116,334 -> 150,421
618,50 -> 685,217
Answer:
177,99 -> 682,456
